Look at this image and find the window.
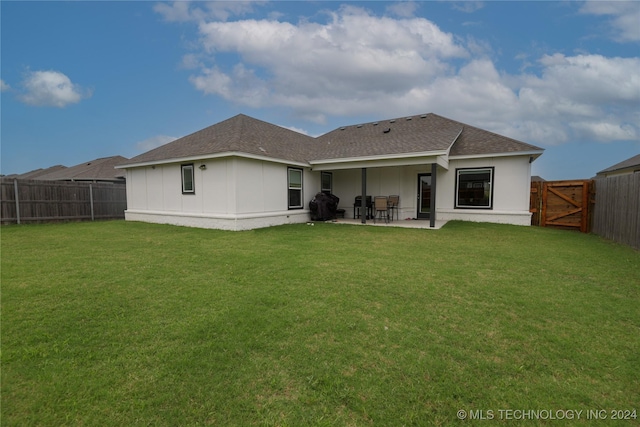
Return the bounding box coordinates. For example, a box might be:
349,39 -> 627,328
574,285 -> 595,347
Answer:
182,164 -> 195,194
321,172 -> 332,194
455,167 -> 494,209
288,168 -> 303,209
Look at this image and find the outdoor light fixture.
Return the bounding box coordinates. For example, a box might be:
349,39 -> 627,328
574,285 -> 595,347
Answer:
199,164 -> 207,170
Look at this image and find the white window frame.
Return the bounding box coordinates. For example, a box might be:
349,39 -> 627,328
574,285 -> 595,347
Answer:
181,164 -> 195,194
288,167 -> 303,209
455,167 -> 494,209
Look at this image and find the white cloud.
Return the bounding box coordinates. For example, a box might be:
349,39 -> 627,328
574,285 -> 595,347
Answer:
154,1 -> 262,23
19,70 -> 91,108
386,2 -> 419,18
161,4 -> 639,146
135,135 -> 178,152
451,2 -> 485,14
180,53 -> 202,70
0,79 -> 10,92
580,1 -> 640,42
191,5 -> 467,119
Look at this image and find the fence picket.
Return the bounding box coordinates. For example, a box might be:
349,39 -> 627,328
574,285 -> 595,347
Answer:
1,179 -> 126,224
592,175 -> 639,250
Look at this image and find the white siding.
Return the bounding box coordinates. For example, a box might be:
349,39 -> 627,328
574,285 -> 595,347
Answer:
123,156 -> 315,230
201,158 -> 230,214
123,153 -> 533,229
436,156 -> 532,225
437,156 -> 531,211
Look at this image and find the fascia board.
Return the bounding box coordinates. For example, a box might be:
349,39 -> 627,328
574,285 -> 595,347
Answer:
436,155 -> 449,170
448,150 -> 544,161
310,151 -> 448,171
116,152 -> 310,169
446,128 -> 464,157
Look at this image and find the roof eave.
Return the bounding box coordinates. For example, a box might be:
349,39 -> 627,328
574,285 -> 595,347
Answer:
449,150 -> 544,161
310,151 -> 449,171
117,152 -> 310,169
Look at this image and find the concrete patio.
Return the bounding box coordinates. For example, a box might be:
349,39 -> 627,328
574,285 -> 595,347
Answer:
319,218 -> 449,229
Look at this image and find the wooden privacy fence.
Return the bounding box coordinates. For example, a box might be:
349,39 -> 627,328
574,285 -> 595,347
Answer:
1,179 -> 127,225
530,180 -> 594,233
592,174 -> 640,250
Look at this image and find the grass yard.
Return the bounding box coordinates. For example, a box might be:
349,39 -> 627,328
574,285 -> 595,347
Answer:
1,220 -> 639,426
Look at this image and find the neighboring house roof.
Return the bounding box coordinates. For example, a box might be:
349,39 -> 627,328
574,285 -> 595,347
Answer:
124,114 -> 316,166
596,153 -> 640,175
531,176 -> 546,182
37,156 -> 128,182
4,165 -> 68,180
119,113 -> 544,168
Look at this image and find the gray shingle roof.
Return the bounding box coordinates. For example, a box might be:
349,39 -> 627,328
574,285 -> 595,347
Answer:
124,114 -> 316,166
121,113 -> 543,168
8,165 -> 68,180
312,114 -> 463,160
449,120 -> 544,156
597,153 -> 640,174
37,156 -> 128,181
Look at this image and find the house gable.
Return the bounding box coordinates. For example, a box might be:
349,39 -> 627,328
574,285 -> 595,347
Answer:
119,112 -> 544,230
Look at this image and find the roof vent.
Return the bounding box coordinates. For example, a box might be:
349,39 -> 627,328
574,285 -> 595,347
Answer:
339,127 -> 346,131
383,128 -> 391,133
373,122 -> 379,126
406,117 -> 412,121
357,124 -> 363,128
420,114 -> 427,118
390,119 -> 396,123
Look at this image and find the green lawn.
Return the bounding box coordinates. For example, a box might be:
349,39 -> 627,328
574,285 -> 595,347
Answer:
2,220 -> 639,426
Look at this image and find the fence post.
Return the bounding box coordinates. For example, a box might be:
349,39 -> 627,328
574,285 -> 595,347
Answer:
89,184 -> 95,221
13,179 -> 21,224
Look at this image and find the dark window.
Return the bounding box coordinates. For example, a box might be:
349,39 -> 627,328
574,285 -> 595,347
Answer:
321,172 -> 332,194
455,167 -> 494,209
288,168 -> 303,209
182,164 -> 195,194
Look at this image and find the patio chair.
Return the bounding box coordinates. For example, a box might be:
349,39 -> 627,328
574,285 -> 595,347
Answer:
388,195 -> 399,221
353,195 -> 372,219
373,196 -> 390,224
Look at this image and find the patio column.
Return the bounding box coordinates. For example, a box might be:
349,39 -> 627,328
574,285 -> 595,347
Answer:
430,163 -> 437,228
361,168 -> 367,224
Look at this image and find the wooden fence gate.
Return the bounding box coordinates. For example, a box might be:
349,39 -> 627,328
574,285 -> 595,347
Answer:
530,180 -> 594,233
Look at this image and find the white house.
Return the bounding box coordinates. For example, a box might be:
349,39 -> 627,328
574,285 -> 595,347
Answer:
116,113 -> 544,231
596,154 -> 640,178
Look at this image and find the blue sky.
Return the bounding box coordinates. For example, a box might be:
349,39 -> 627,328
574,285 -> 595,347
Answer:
2,1 -> 639,179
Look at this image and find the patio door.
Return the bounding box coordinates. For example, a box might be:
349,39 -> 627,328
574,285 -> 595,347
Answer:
417,173 -> 431,219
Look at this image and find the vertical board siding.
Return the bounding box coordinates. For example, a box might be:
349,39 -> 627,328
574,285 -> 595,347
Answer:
1,179 -> 127,224
592,175 -> 640,250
